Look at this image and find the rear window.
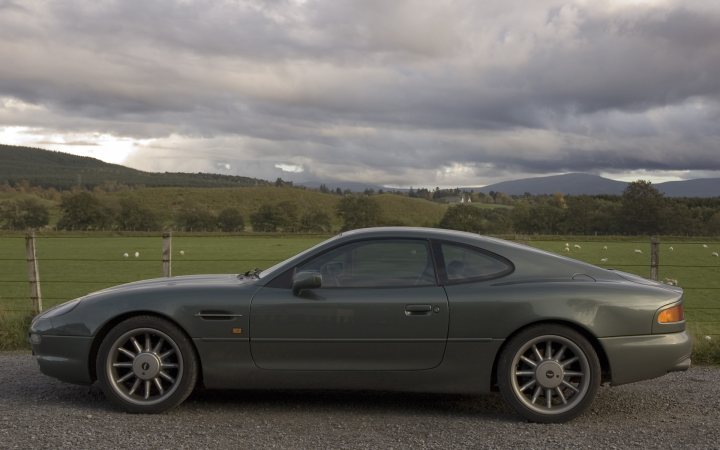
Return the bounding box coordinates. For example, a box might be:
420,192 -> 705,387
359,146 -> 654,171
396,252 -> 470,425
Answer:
441,243 -> 513,282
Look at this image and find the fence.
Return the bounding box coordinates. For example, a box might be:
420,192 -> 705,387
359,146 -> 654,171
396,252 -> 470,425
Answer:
0,232 -> 327,315
1,233 -> 718,338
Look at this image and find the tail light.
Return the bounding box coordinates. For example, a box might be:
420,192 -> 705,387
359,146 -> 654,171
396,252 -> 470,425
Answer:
658,303 -> 684,324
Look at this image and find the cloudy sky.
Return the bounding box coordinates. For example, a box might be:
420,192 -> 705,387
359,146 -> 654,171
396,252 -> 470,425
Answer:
1,0 -> 719,187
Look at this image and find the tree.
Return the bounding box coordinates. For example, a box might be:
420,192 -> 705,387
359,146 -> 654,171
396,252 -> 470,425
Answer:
707,211 -> 720,236
620,180 -> 665,235
57,192 -> 113,230
275,201 -> 300,232
116,198 -> 160,231
217,208 -> 244,232
299,210 -> 332,233
561,196 -> 603,234
336,196 -> 382,231
250,204 -> 282,232
175,203 -> 217,231
0,198 -> 50,230
439,204 -> 486,233
249,202 -> 302,232
440,204 -> 513,234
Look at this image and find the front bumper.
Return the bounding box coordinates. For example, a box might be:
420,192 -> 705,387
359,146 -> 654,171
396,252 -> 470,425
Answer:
29,332 -> 94,385
600,331 -> 692,386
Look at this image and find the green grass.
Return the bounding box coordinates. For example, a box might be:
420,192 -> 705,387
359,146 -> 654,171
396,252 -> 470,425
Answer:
0,310 -> 33,350
692,335 -> 720,365
0,233 -> 328,312
1,233 -> 719,361
373,194 -> 447,226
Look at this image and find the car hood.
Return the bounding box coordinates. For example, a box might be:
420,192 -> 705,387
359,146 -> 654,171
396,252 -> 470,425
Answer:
88,274 -> 256,296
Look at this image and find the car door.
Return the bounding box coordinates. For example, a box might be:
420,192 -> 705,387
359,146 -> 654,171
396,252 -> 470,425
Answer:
250,238 -> 449,371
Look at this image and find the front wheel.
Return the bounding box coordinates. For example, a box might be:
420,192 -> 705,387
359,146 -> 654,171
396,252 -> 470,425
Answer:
96,315 -> 198,413
497,325 -> 601,423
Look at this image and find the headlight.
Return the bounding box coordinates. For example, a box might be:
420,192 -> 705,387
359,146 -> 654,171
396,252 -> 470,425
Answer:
38,298 -> 82,320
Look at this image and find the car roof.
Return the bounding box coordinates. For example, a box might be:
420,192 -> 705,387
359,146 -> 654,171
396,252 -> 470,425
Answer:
339,226 -> 491,242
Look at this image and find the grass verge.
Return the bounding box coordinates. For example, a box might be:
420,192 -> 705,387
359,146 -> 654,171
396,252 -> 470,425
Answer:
0,311 -> 32,351
691,335 -> 720,365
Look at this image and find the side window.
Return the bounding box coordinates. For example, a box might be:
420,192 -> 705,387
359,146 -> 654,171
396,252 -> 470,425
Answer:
298,239 -> 435,288
441,243 -> 512,282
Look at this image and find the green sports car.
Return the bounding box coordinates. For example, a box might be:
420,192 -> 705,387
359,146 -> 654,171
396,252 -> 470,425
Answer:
29,227 -> 691,422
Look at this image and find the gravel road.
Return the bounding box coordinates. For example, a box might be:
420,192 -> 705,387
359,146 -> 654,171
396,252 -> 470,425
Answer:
1,352 -> 718,449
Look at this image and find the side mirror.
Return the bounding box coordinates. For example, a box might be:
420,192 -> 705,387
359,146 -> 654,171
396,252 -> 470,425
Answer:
292,271 -> 322,296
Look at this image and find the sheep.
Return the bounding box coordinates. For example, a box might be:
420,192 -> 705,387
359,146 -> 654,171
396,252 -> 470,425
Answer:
600,258 -> 608,263
602,245 -> 608,250
703,244 -> 708,248
573,244 -> 581,249
563,247 -> 570,252
123,252 -> 129,258
669,246 -> 674,251
134,251 -> 140,258
179,250 -> 185,256
712,252 -> 719,257
634,249 -> 643,254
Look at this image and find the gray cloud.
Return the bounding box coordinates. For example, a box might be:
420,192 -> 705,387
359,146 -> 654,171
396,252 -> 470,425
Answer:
1,0 -> 720,186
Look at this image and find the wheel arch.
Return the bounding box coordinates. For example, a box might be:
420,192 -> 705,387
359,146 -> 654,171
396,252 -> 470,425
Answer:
88,311 -> 203,385
490,319 -> 611,390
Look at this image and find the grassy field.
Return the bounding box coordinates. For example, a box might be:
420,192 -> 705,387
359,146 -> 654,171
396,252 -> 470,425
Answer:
1,233 -> 718,358
0,233 -> 329,311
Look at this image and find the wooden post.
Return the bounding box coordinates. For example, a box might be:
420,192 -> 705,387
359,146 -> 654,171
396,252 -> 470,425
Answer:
650,236 -> 660,281
25,232 -> 43,314
162,232 -> 172,277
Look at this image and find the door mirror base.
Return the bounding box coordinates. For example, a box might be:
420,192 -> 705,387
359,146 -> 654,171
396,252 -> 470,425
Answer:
292,271 -> 322,295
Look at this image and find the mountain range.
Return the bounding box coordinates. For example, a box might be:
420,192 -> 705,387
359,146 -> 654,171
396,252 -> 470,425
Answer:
472,173 -> 720,198
2,144 -> 719,197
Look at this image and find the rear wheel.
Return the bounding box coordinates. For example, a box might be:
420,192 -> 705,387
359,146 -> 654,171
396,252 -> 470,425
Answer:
497,324 -> 601,423
96,315 -> 198,413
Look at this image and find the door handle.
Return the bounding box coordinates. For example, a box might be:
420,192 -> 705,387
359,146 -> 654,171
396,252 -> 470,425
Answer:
405,304 -> 432,316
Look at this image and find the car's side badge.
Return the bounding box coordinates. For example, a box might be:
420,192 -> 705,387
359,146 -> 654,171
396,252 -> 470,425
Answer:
232,327 -> 243,335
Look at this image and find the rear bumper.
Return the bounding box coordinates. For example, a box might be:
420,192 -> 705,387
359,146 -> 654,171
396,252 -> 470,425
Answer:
600,331 -> 692,386
669,355 -> 692,373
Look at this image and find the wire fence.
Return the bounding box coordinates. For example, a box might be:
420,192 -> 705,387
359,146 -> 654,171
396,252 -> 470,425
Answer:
1,233 -> 718,337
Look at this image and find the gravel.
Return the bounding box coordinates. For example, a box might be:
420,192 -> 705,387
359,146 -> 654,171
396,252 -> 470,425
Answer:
1,352 -> 719,449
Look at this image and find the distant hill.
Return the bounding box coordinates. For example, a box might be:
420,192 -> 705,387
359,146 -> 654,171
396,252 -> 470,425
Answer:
473,173 -> 720,198
655,178 -> 720,197
475,173 -> 627,196
0,144 -> 269,189
299,181 -> 388,192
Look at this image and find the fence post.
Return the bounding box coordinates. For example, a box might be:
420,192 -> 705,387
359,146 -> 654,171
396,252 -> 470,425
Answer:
650,236 -> 660,281
25,231 -> 43,314
162,232 -> 172,277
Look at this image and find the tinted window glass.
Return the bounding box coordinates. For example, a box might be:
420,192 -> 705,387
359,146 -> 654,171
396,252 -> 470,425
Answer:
298,239 -> 435,288
441,243 -> 511,282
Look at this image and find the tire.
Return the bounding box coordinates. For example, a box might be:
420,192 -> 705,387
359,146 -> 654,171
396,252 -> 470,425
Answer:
96,315 -> 198,413
497,324 -> 601,423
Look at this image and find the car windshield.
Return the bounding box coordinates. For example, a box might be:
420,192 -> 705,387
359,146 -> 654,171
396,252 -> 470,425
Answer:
258,233 -> 342,279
